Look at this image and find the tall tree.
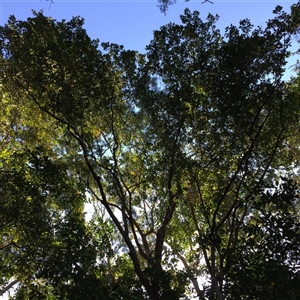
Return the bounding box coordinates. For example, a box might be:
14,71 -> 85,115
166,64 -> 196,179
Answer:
138,6 -> 300,298
0,4 -> 300,299
0,11 -> 186,299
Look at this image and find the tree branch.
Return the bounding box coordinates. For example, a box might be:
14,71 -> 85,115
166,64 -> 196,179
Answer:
0,280 -> 20,296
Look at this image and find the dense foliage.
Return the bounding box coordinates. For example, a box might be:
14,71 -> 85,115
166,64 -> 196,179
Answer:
1,3 -> 300,299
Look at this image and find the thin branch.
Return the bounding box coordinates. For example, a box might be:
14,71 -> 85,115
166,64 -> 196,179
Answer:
0,280 -> 20,296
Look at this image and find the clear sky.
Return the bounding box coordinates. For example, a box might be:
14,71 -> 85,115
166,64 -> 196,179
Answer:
0,0 -> 298,55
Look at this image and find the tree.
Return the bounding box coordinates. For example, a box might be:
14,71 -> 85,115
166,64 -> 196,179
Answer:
137,5 -> 300,298
0,11 -> 188,299
0,4 -> 300,299
0,148 -> 102,299
157,0 -> 213,14
225,178 -> 300,299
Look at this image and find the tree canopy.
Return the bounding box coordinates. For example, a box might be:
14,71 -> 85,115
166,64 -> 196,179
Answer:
1,3 -> 300,299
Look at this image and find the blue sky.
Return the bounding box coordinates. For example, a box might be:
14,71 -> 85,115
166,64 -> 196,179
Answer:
0,0 -> 298,55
